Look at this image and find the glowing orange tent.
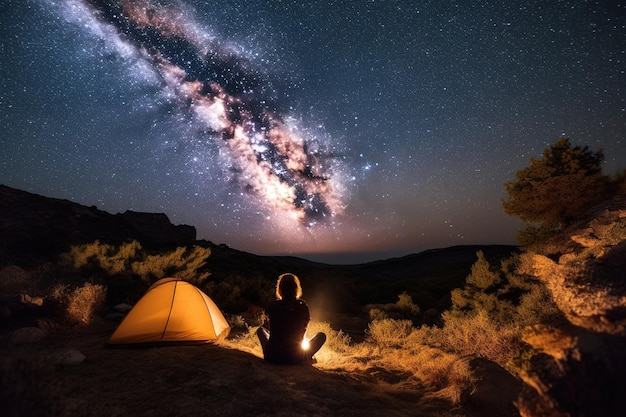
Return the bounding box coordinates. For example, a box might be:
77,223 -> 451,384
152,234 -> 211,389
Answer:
107,278 -> 230,346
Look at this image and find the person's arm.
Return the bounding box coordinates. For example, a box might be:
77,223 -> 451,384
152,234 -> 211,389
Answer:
303,304 -> 311,333
264,303 -> 272,331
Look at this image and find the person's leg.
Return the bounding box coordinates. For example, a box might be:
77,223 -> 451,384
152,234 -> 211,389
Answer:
256,327 -> 270,353
307,332 -> 326,357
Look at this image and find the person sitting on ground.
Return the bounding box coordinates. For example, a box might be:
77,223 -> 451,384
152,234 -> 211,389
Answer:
256,273 -> 326,364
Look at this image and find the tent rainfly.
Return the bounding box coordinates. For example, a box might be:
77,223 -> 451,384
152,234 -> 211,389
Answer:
107,277 -> 230,346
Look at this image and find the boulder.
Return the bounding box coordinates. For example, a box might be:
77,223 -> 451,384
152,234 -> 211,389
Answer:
56,349 -> 86,365
10,327 -> 47,345
0,293 -> 45,320
0,265 -> 30,293
516,198 -> 626,417
464,357 -> 522,417
113,303 -> 133,313
517,324 -> 626,417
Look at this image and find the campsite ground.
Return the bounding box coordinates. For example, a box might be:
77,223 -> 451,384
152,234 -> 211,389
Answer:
1,321 -> 520,417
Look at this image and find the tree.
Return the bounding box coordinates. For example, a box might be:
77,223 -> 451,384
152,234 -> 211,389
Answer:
502,138 -> 609,237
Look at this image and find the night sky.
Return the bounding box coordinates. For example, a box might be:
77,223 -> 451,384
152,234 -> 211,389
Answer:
1,0 -> 625,264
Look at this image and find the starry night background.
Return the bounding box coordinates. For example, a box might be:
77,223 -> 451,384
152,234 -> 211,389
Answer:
1,0 -> 625,264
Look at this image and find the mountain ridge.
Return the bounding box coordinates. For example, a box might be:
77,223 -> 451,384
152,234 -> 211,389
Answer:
0,183 -> 516,269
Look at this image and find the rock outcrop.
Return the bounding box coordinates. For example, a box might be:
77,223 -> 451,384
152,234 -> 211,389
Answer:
117,210 -> 196,248
516,196 -> 626,417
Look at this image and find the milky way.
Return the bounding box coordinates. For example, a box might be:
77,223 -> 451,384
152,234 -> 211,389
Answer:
2,0 -> 624,263
60,0 -> 346,227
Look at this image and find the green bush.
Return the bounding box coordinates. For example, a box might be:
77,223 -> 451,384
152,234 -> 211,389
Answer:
131,245 -> 211,285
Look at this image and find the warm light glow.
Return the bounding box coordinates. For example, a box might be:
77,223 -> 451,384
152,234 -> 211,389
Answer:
301,337 -> 310,350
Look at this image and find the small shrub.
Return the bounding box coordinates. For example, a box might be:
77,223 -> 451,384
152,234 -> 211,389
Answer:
466,251 -> 501,290
68,283 -> 107,324
368,307 -> 387,321
367,292 -> 421,322
51,282 -> 107,324
49,283 -> 70,304
306,320 -> 353,364
396,292 -> 420,316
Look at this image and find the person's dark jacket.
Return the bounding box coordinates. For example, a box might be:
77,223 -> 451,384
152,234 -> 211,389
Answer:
264,298 -> 310,364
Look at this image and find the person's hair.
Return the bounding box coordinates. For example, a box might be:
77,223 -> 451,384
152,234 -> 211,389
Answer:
276,273 -> 302,300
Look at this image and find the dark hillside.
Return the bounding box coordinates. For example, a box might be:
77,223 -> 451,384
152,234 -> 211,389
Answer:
340,245 -> 518,304
0,185 -> 196,266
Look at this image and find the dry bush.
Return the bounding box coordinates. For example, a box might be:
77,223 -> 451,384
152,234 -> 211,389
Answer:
360,319 -> 476,403
50,282 -> 107,324
367,341 -> 475,403
49,283 -> 70,304
306,321 -> 354,366
366,318 -> 413,347
433,310 -> 523,367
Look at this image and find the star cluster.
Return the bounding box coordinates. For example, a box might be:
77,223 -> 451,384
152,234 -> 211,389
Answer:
1,0 -> 624,263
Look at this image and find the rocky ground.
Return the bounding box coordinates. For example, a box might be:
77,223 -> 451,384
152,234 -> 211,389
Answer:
3,323 -> 447,417
0,319 -> 524,417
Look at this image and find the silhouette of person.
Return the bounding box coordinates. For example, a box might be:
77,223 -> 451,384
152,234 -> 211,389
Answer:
257,273 -> 326,364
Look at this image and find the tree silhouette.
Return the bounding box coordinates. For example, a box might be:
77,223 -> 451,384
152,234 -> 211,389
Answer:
502,138 -> 609,242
